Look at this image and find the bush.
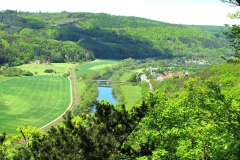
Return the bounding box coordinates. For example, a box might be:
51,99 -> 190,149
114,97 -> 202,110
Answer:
3,67 -> 34,77
63,71 -> 70,78
22,71 -> 33,76
0,67 -> 3,75
44,69 -> 55,73
3,67 -> 23,77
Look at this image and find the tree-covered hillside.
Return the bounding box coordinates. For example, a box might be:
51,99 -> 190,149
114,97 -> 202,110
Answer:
0,10 -> 233,66
0,10 -> 95,66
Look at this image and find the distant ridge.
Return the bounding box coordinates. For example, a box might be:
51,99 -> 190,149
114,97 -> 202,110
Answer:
0,10 -> 232,66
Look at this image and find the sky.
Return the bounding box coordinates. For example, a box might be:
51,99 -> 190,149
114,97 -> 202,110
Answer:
0,0 -> 239,26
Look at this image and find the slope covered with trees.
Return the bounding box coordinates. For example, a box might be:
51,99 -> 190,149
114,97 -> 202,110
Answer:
0,10 -> 233,66
0,10 -> 95,66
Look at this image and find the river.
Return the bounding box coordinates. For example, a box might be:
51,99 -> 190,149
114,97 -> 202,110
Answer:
92,87 -> 117,113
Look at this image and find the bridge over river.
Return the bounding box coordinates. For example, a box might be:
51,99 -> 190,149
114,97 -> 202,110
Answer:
94,80 -> 127,86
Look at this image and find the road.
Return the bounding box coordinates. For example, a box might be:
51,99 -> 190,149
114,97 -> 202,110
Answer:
145,79 -> 153,91
40,68 -> 74,131
72,66 -> 79,105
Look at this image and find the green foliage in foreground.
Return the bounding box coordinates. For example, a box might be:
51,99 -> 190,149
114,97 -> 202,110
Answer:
0,63 -> 240,159
1,101 -> 149,159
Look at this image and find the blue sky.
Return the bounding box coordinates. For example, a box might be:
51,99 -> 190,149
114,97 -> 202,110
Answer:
0,0 -> 239,26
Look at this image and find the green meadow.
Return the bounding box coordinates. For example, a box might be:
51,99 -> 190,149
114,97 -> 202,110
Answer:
76,59 -> 120,77
120,72 -> 133,81
120,68 -> 143,82
17,63 -> 77,76
120,71 -> 142,109
0,75 -> 11,82
120,84 -> 142,109
0,76 -> 70,134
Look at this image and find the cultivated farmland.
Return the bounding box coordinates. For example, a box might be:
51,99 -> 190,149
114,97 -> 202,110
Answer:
17,63 -> 77,76
76,59 -> 120,77
0,76 -> 71,134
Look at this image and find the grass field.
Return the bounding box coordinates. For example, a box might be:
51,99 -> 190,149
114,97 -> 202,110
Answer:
120,72 -> 133,81
120,68 -> 143,81
77,81 -> 86,95
0,75 -> 11,82
76,59 -> 120,77
0,76 -> 70,134
119,70 -> 143,110
120,84 -> 142,110
73,80 -> 85,106
17,63 -> 77,76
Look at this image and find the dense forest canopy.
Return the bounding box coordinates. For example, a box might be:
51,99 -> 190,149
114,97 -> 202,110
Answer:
0,10 -> 233,66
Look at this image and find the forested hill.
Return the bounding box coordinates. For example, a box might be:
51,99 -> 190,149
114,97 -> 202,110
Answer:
0,10 -> 232,66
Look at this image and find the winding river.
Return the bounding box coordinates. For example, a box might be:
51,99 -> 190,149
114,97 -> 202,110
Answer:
92,87 -> 117,113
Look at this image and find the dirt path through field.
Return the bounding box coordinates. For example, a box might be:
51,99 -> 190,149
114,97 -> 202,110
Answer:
72,66 -> 79,105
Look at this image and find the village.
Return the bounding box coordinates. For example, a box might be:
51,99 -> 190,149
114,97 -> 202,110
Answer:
140,66 -> 189,82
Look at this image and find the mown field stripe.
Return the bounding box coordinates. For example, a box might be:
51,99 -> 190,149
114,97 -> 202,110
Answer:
7,77 -> 32,108
0,75 -> 71,133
